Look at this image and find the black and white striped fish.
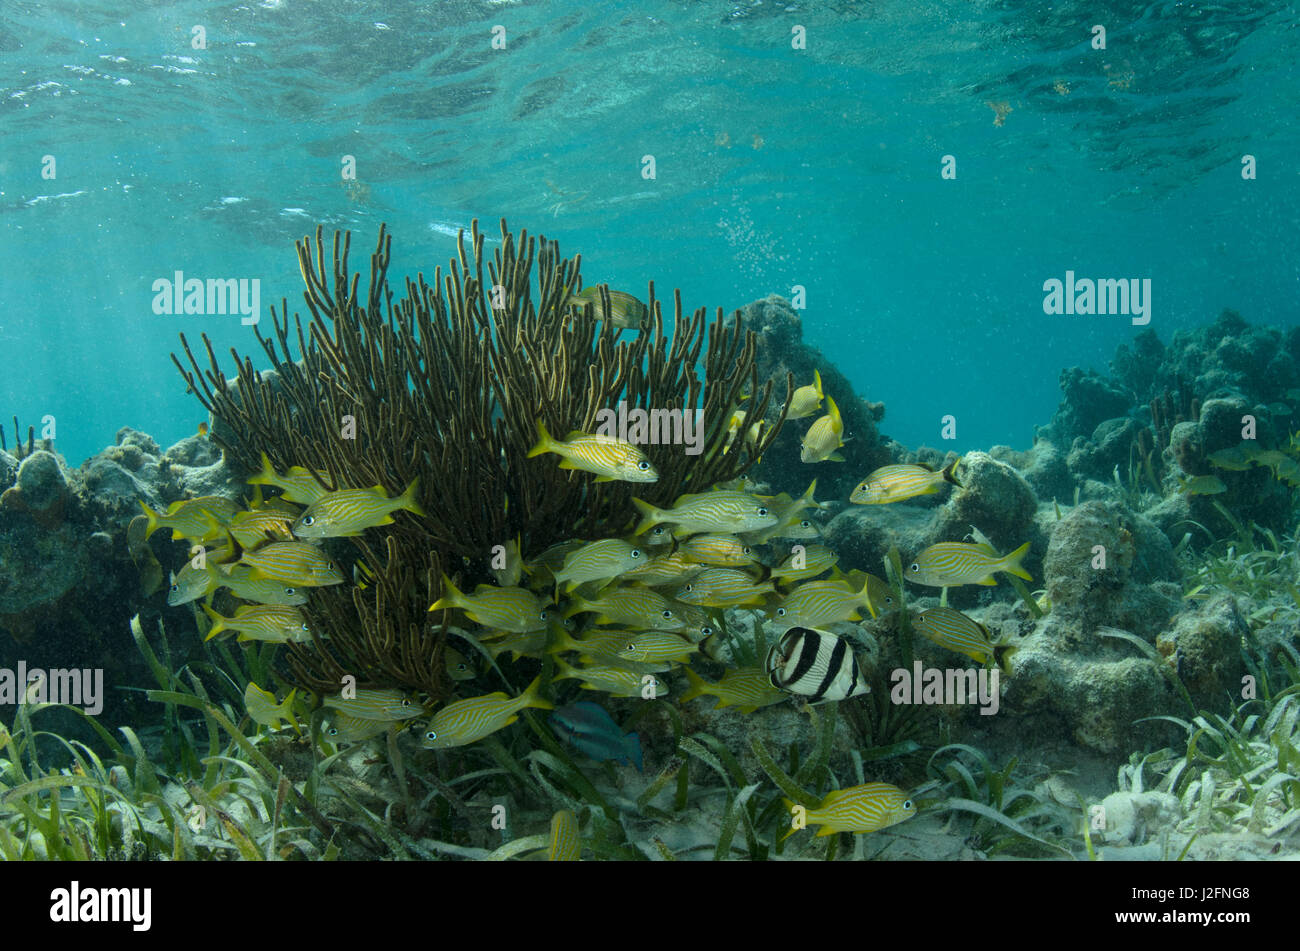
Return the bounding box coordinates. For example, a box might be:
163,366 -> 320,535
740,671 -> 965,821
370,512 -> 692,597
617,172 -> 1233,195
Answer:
765,627 -> 870,703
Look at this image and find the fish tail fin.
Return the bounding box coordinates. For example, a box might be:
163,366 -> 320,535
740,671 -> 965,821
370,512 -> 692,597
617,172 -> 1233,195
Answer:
1001,542 -> 1033,580
138,500 -> 162,539
428,574 -> 464,613
521,674 -> 553,711
813,368 -> 823,399
632,497 -> 663,536
994,643 -> 1018,677
527,419 -> 556,458
201,604 -> 226,641
396,478 -> 427,518
857,578 -> 879,619
679,666 -> 709,703
826,395 -> 842,432
942,458 -> 963,488
247,451 -> 278,487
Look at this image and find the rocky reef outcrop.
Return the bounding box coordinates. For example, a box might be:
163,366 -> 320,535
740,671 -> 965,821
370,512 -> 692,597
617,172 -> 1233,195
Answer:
734,295 -> 890,500
0,426 -> 242,725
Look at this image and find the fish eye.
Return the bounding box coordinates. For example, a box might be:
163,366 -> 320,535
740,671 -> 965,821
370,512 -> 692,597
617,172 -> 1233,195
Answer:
328,727 -> 339,737
682,584 -> 693,593
757,507 -> 769,516
776,607 -> 787,617
301,623 -> 310,631
903,799 -> 914,810
456,663 -> 467,672
302,515 -> 315,526
800,520 -> 812,528
424,730 -> 437,741
637,460 -> 650,470
326,561 -> 335,570
909,563 -> 919,573
285,587 -> 297,595
701,625 -> 715,637
169,584 -> 179,593
661,610 -> 674,620
401,698 -> 412,707
539,611 -> 549,619
742,547 -> 752,555
631,549 -> 642,558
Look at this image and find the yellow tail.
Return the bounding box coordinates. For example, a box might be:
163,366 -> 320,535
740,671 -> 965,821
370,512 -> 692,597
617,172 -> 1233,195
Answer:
428,574 -> 465,613
527,419 -> 556,459
138,500 -> 163,540
201,604 -> 228,641
396,478 -> 426,518
1000,542 -> 1032,581
520,674 -> 554,712
679,666 -> 709,703
246,451 -> 280,487
632,497 -> 663,536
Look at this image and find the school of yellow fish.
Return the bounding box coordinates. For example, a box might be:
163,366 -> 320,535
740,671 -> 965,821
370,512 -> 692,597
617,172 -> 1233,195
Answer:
150,362 -> 1037,852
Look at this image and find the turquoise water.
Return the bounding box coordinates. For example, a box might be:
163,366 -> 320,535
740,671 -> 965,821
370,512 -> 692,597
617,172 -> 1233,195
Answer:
2,0 -> 1297,464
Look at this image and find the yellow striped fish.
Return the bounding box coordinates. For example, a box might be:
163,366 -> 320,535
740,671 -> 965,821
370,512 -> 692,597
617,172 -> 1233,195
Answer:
139,496 -> 240,541
166,562 -> 219,606
553,539 -> 645,591
632,490 -> 778,538
548,627 -> 640,659
622,549 -> 703,586
782,782 -> 915,839
851,461 -> 962,505
905,541 -> 1031,587
800,396 -> 845,464
786,370 -> 824,420
323,687 -> 423,722
721,412 -> 762,455
616,631 -> 700,665
742,481 -> 821,544
243,682 -> 299,734
326,713 -> 394,744
913,607 -> 1017,674
247,452 -> 334,505
484,629 -> 549,661
225,508 -> 295,548
240,541 -> 343,586
291,480 -> 426,538
527,420 -> 659,483
673,568 -> 773,607
772,544 -> 838,582
564,586 -> 685,630
203,604 -> 311,643
837,570 -> 898,616
679,666 -> 786,713
771,577 -> 876,626
678,534 -> 758,567
420,675 -> 552,749
766,516 -> 822,542
553,656 -> 666,699
637,524 -> 675,548
214,564 -> 310,605
445,646 -> 477,681
548,810 -> 581,861
429,577 -> 551,633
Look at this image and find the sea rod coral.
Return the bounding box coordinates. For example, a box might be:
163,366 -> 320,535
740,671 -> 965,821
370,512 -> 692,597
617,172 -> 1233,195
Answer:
172,220 -> 792,701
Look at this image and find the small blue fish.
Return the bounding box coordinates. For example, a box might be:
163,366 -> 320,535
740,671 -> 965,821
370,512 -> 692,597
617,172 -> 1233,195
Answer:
549,701 -> 643,772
